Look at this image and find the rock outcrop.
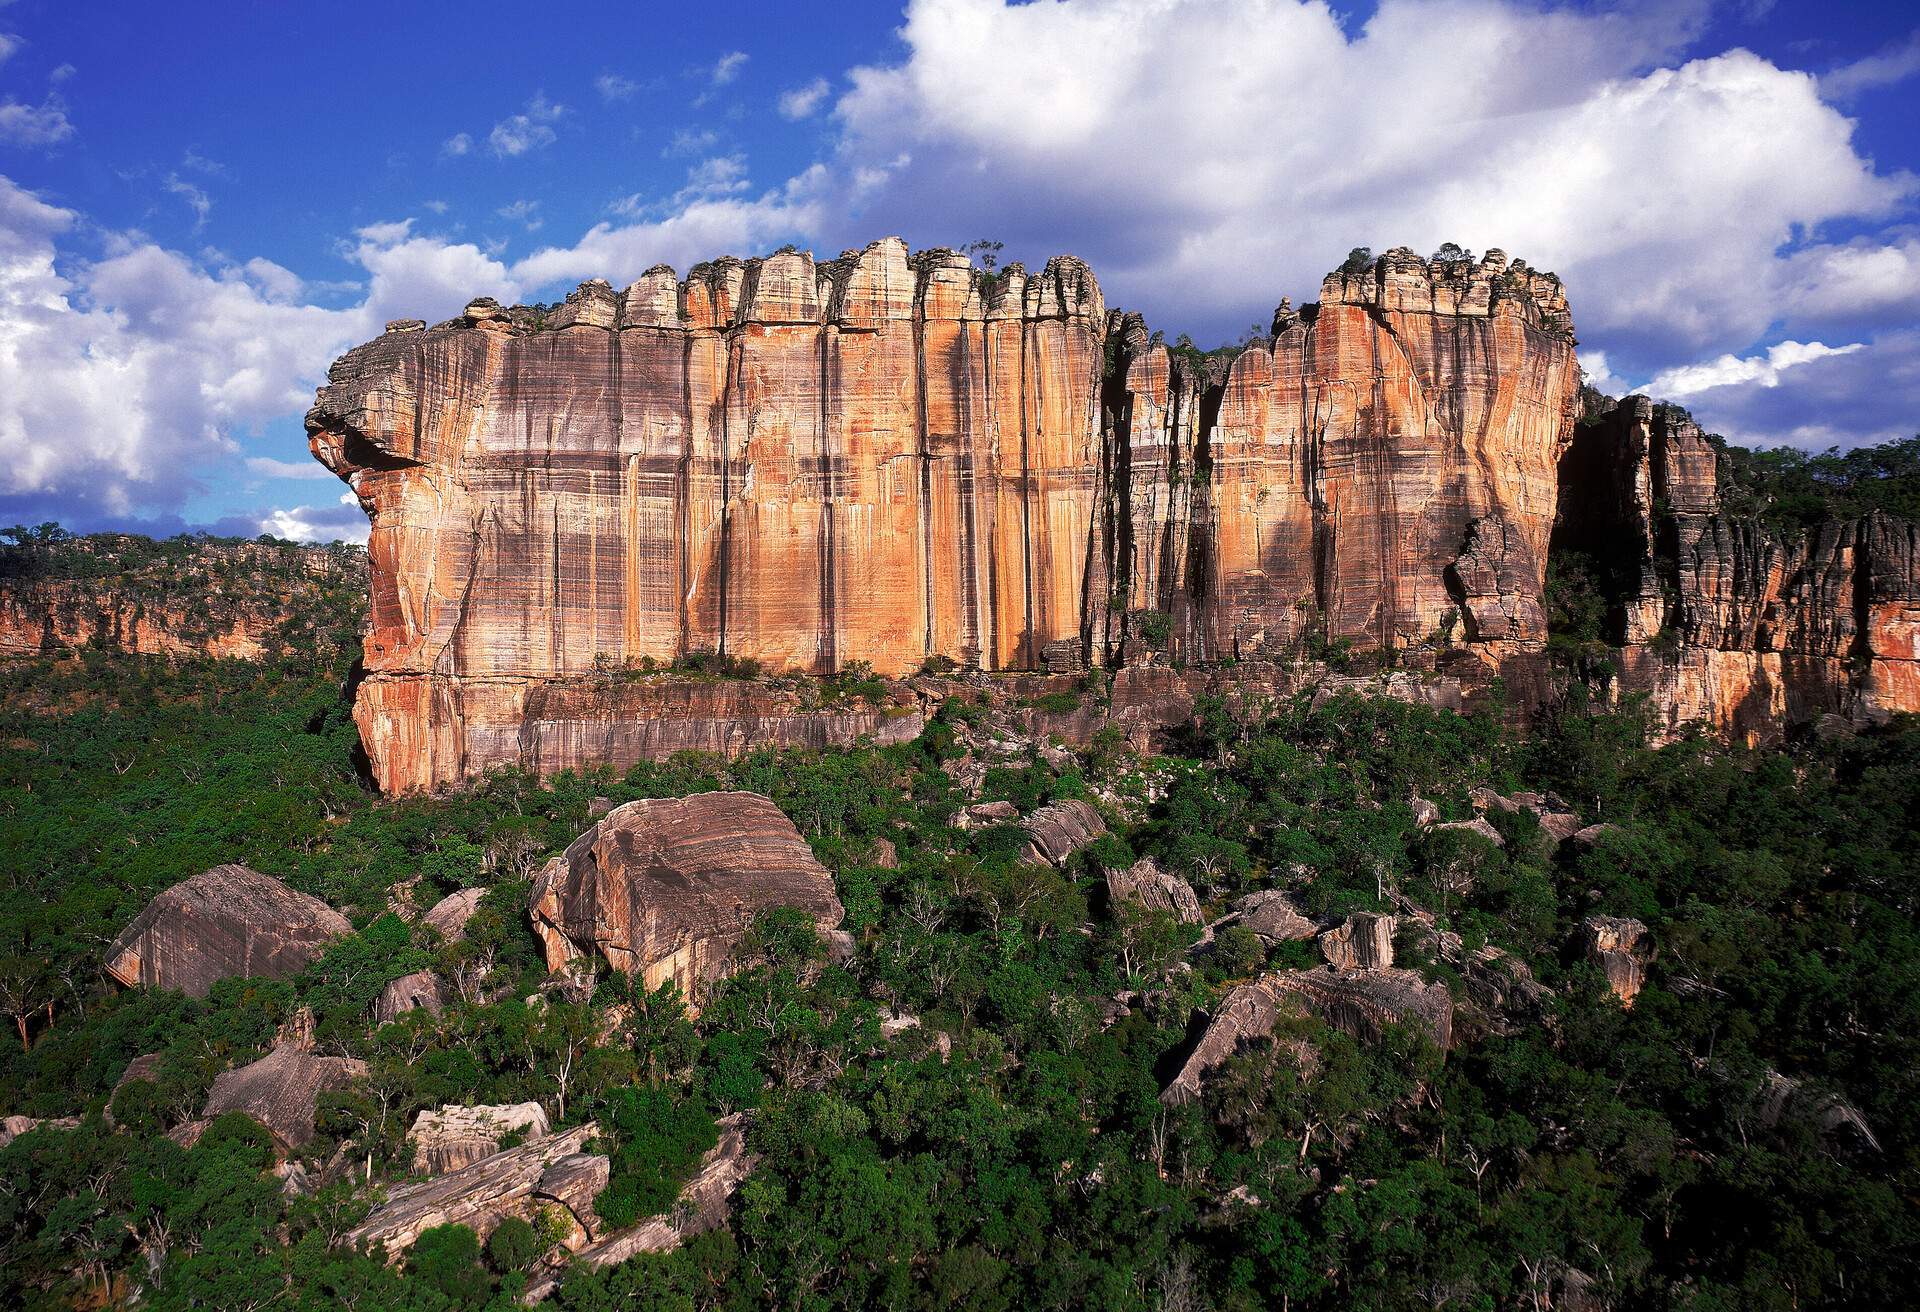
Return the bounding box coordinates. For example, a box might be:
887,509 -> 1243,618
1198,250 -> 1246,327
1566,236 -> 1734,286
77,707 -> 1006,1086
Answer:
194,1043 -> 368,1152
306,241 -> 1920,791
375,970 -> 444,1025
1580,916 -> 1652,1007
524,1115 -> 754,1300
422,887 -> 486,941
0,534 -> 365,661
409,1102 -> 550,1174
0,1115 -> 80,1146
1234,889 -> 1317,944
308,243 -> 1585,792
348,1123 -> 600,1258
1020,799 -> 1108,867
1105,857 -> 1203,923
105,866 -> 351,998
1163,965 -> 1453,1103
1319,912 -> 1395,971
527,792 -> 843,1002
1556,397 -> 1920,740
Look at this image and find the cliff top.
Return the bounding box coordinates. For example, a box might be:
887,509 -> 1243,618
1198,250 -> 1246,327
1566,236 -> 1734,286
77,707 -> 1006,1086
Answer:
370,238 -> 1573,349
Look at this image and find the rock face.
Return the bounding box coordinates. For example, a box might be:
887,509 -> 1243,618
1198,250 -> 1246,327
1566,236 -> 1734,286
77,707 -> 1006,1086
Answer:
525,1115 -> 754,1300
196,1043 -> 368,1151
375,970 -> 444,1025
1105,857 -> 1202,923
1580,916 -> 1652,1006
105,866 -> 352,998
1319,913 -> 1395,971
422,887 -> 486,941
527,792 -> 843,1002
348,1123 -> 600,1258
409,1101 -> 550,1174
0,534 -> 365,661
1020,799 -> 1108,867
1235,889 -> 1317,944
308,243 -> 1585,792
1556,397 -> 1920,740
307,241 -> 1920,791
1163,966 -> 1453,1103
0,1115 -> 80,1146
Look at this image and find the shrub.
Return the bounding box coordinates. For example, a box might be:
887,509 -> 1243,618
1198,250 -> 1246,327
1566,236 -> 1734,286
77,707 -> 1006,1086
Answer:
486,1216 -> 541,1272
593,1086 -> 720,1229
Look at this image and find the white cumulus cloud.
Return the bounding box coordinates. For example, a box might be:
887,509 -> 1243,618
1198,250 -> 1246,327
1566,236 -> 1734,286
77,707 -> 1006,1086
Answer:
1648,340 -> 1867,399
487,94 -> 566,158
778,77 -> 831,120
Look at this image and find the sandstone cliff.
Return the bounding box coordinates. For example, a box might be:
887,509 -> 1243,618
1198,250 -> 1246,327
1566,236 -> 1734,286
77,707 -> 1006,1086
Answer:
0,532 -> 365,661
310,243 -> 1587,791
307,240 -> 1917,791
1554,396 -> 1920,739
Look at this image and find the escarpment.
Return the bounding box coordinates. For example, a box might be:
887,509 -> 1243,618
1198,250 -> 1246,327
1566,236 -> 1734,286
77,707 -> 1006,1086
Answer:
1554,396 -> 1920,739
308,240 -> 1919,791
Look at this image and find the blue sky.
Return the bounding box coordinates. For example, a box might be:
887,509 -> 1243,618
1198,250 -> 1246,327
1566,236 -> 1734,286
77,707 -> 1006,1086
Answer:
2,0 -> 1917,543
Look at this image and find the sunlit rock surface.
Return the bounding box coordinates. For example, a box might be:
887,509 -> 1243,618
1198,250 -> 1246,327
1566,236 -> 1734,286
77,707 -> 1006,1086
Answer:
105,865 -> 351,998
528,792 -> 844,1003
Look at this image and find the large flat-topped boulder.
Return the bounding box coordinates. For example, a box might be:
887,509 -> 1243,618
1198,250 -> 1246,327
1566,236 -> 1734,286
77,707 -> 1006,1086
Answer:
197,1044 -> 367,1151
105,865 -> 351,998
528,792 -> 843,1002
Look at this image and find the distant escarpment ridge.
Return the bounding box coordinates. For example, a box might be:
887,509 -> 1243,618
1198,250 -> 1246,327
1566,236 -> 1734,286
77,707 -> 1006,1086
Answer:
0,530 -> 366,662
302,239 -> 1920,792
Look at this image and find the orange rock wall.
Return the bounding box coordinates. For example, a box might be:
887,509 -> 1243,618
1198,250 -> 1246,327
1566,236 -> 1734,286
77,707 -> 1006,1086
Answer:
310,239 -> 1916,792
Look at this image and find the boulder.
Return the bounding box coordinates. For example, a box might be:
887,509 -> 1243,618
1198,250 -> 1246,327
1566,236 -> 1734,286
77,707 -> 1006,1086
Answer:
1409,796 -> 1440,828
1318,913 -> 1395,971
1757,1071 -> 1880,1152
954,799 -> 1018,830
1571,823 -> 1619,847
1580,916 -> 1652,1007
1105,858 -> 1202,924
347,1123 -> 599,1258
1433,816 -> 1505,848
0,1115 -> 79,1147
522,1116 -> 755,1301
105,865 -> 351,998
197,1043 -> 367,1151
1234,889 -> 1316,944
422,887 -> 487,941
1283,967 -> 1453,1049
375,970 -> 444,1025
1163,967 -> 1453,1102
409,1102 -> 550,1174
1471,788 -> 1582,843
1019,799 -> 1107,867
527,792 -> 844,1005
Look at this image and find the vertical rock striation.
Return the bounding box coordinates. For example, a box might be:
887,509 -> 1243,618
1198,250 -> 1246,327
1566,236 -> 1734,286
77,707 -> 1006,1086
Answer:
309,240 -> 1917,792
1554,397 -> 1920,739
310,244 -> 1576,791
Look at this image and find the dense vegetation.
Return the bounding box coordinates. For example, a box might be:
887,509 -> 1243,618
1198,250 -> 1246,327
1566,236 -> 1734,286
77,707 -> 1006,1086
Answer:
2,567 -> 1917,1311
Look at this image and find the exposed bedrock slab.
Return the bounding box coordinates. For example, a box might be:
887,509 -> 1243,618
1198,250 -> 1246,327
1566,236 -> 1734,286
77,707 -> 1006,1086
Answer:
348,1123 -> 599,1258
409,1101 -> 550,1174
528,792 -> 844,1003
194,1043 -> 368,1152
105,865 -> 351,998
1163,966 -> 1453,1103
